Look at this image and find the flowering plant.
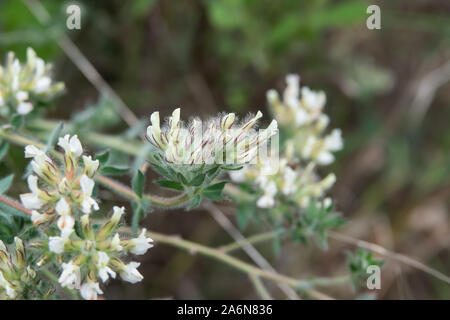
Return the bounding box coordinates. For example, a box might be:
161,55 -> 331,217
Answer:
0,48 -> 382,300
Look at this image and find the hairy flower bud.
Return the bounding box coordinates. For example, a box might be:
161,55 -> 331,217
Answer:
96,206 -> 124,241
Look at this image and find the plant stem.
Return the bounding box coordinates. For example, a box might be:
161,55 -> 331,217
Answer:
249,274 -> 273,300
141,229 -> 334,300
219,230 -> 282,253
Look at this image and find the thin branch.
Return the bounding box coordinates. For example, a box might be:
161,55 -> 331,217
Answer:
219,230 -> 281,253
328,231 -> 450,285
143,230 -> 334,300
204,202 -> 300,300
249,274 -> 273,300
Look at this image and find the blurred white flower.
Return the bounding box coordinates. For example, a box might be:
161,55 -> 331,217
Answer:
120,262 -> 144,284
282,166 -> 297,195
48,228 -> 72,254
80,174 -> 99,214
111,206 -> 125,223
80,281 -> 103,300
0,48 -> 64,117
96,251 -> 116,283
55,198 -> 75,233
58,260 -> 81,289
20,175 -> 43,210
110,233 -> 123,252
58,134 -> 83,158
257,181 -> 277,208
129,229 -> 154,255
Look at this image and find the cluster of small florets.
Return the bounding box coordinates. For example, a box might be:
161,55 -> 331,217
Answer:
0,48 -> 64,117
230,74 -> 342,210
0,238 -> 37,299
20,135 -> 153,300
20,134 -> 100,230
146,108 -> 278,166
39,206 -> 153,300
267,74 -> 343,165
230,156 -> 335,209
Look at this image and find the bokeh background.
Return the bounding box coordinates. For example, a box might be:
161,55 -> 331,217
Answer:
0,0 -> 449,299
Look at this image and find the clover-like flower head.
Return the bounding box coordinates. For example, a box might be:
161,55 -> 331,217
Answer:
146,108 -> 278,166
39,206 -> 154,300
20,135 -> 100,230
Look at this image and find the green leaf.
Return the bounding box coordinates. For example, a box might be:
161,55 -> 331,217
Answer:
202,181 -> 227,200
45,121 -> 64,151
132,170 -> 145,198
10,114 -> 23,129
100,165 -> 129,176
177,172 -> 189,185
0,174 -> 14,195
95,150 -> 110,166
222,166 -> 243,171
0,142 -> 9,162
189,174 -> 205,187
156,180 -> 184,191
151,164 -> 170,178
186,195 -> 202,210
206,165 -> 220,176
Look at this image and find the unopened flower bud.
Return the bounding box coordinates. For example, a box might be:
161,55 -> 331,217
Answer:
220,113 -> 235,130
82,155 -> 99,178
96,206 -> 124,241
80,214 -> 94,239
13,237 -> 25,270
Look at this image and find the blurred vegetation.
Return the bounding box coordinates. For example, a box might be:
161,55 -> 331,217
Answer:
0,0 -> 449,299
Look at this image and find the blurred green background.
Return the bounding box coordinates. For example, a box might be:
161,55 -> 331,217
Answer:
0,0 -> 449,299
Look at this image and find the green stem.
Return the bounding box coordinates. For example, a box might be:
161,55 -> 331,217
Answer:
219,230 -> 282,253
249,274 -> 273,300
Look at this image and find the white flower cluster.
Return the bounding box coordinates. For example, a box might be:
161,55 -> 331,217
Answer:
20,135 -> 100,228
230,74 -> 342,209
146,108 -> 278,165
0,238 -> 36,299
0,48 -> 64,117
230,157 -> 336,209
50,206 -> 153,300
18,135 -> 154,300
267,74 -> 343,165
